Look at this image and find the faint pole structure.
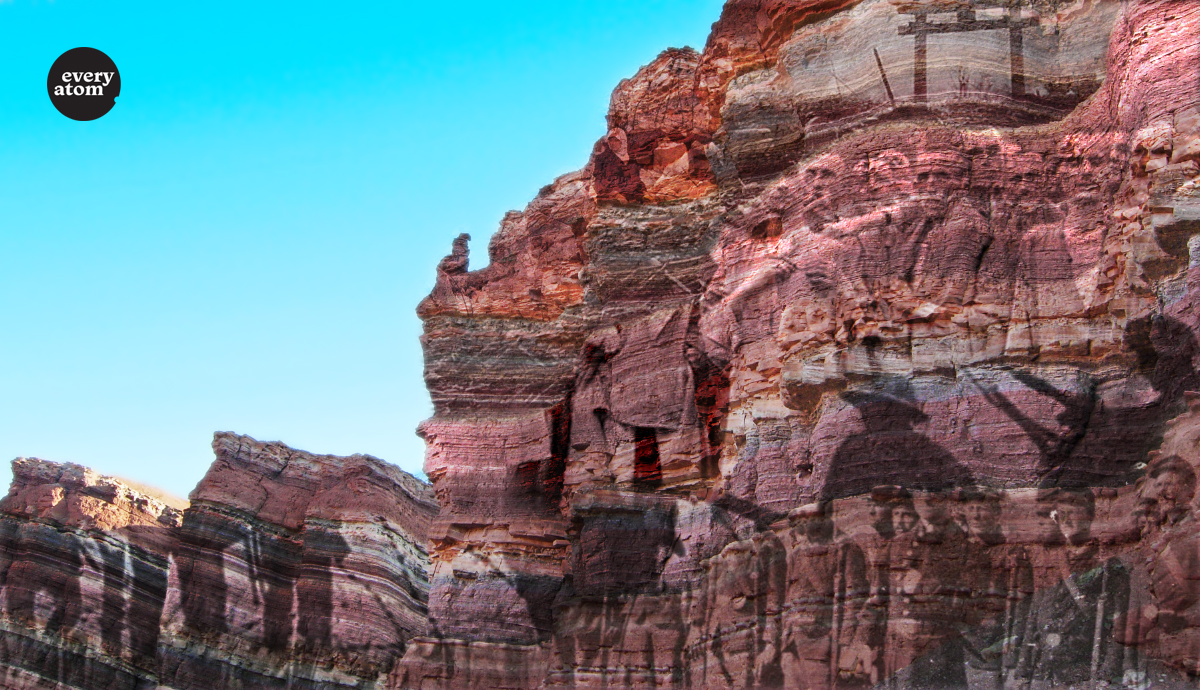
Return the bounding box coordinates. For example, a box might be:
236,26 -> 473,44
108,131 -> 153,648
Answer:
874,47 -> 896,103
897,1 -> 1038,102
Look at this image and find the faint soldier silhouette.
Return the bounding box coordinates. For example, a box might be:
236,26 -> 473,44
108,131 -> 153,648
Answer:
590,595 -> 632,688
1122,455 -> 1200,675
549,586 -> 625,689
99,542 -> 129,655
1136,454 -> 1196,538
548,582 -> 588,687
780,502 -> 868,690
561,504 -> 676,686
611,509 -> 688,688
951,487 -> 1032,690
620,589 -> 687,688
177,510 -> 242,635
887,492 -> 971,690
1011,488 -> 1129,688
177,509 -> 308,654
245,532 -> 302,654
127,546 -> 169,663
297,526 -> 351,651
96,539 -> 168,665
0,516 -> 18,601
1105,454 -> 1200,685
4,488 -> 84,638
700,531 -> 786,689
7,530 -> 83,637
857,486 -> 917,685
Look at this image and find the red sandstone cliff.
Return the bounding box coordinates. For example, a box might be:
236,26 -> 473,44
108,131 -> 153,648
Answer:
0,435 -> 436,690
4,1 -> 1200,688
409,0 -> 1200,687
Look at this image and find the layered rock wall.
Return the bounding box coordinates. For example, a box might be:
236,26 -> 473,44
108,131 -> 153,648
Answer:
0,434 -> 436,690
4,1 -> 1200,688
160,432 -> 436,689
0,459 -> 180,690
409,0 -> 1200,687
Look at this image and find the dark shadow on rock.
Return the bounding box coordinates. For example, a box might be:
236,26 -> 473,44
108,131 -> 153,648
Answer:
128,549 -> 168,664
976,314 -> 1200,489
822,385 -> 973,501
100,544 -> 128,655
176,511 -> 240,635
514,574 -> 564,644
98,540 -> 169,666
5,524 -> 83,638
297,527 -> 351,650
712,494 -> 787,531
250,532 -> 301,654
574,505 -> 676,597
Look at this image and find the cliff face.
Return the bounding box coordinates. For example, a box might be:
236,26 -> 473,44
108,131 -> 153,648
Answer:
411,0 -> 1200,687
4,1 -> 1200,688
0,434 -> 436,690
0,459 -> 180,690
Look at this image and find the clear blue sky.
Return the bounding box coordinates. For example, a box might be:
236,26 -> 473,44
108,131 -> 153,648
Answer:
0,0 -> 724,499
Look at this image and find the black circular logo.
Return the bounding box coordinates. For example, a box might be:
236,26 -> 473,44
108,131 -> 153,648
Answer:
47,48 -> 121,121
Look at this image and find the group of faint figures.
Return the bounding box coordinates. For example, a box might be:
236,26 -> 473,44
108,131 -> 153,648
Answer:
176,515 -> 353,656
553,459 -> 1200,689
544,311 -> 1200,688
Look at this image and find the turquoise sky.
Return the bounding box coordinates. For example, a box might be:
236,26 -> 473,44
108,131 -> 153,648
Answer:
0,0 -> 724,499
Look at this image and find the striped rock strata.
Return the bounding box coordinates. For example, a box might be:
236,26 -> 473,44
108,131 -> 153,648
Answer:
4,1 -> 1200,688
0,458 -> 180,690
0,433 -> 436,690
407,0 -> 1200,688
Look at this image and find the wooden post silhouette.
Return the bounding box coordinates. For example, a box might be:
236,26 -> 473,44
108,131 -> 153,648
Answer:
1010,18 -> 1026,97
897,2 -> 1038,101
874,47 -> 896,103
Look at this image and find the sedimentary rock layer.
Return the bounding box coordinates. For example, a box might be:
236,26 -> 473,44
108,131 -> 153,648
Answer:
0,434 -> 436,690
0,459 -> 180,690
410,0 -> 1200,687
4,0 -> 1200,688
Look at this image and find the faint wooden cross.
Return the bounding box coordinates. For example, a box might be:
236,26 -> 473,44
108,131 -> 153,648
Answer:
896,1 -> 1039,102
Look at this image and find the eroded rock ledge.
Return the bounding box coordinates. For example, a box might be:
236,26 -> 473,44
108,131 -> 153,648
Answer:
0,433 -> 436,690
5,0 -> 1200,688
410,0 -> 1200,687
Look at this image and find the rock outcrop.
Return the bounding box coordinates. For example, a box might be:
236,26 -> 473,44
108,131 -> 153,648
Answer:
0,459 -> 180,690
4,1 -> 1200,688
0,434 -> 436,690
409,0 -> 1200,687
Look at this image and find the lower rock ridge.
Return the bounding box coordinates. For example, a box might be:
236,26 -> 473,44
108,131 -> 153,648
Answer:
8,0 -> 1200,688
0,434 -> 436,690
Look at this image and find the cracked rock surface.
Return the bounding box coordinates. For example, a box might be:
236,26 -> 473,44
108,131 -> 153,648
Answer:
5,1 -> 1200,688
0,435 -> 435,690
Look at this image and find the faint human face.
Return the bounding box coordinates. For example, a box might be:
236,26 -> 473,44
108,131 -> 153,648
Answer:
1138,468 -> 1187,532
894,506 -> 919,534
963,501 -> 1001,538
1035,505 -> 1063,545
795,515 -> 834,544
1056,503 -> 1093,546
869,502 -> 894,536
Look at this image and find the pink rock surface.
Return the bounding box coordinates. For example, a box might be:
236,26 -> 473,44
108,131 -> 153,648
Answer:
1,457 -> 182,531
410,0 -> 1200,687
0,435 -> 436,690
4,1 -> 1200,688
